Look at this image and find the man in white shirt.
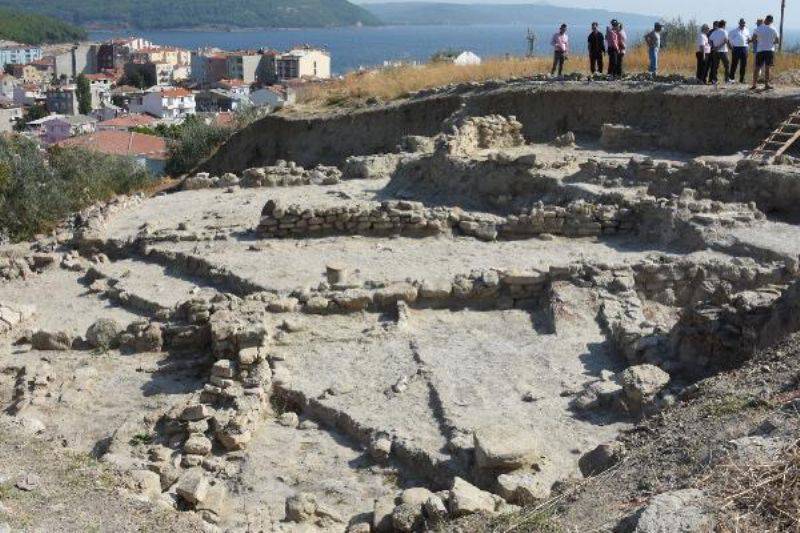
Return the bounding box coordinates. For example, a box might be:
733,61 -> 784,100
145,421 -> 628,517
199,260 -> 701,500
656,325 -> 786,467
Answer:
709,20 -> 731,84
696,24 -> 711,83
729,18 -> 751,83
752,15 -> 781,90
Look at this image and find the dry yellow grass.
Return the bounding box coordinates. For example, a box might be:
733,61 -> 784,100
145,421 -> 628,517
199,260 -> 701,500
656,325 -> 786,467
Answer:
297,47 -> 800,107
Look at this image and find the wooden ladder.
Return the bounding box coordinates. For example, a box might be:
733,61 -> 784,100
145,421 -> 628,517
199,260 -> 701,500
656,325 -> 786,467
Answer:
750,108 -> 800,162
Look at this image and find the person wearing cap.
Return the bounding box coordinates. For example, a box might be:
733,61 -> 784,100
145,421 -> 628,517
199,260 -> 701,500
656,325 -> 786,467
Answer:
752,15 -> 781,90
606,19 -> 620,77
587,22 -> 605,74
708,19 -> 731,84
644,22 -> 663,75
696,24 -> 712,83
551,23 -> 569,76
729,18 -> 752,83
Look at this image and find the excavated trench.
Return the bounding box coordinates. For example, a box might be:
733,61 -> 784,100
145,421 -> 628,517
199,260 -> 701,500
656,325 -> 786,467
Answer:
4,84 -> 800,531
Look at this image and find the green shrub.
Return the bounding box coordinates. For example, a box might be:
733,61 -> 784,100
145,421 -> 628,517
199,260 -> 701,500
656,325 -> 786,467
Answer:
662,18 -> 701,51
0,135 -> 150,241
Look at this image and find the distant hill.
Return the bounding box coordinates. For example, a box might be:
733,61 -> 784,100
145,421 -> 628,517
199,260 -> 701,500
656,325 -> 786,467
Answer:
0,0 -> 380,30
0,7 -> 88,44
363,2 -> 657,27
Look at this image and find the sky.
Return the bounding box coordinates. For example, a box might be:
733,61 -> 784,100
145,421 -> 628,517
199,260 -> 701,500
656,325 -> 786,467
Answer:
358,0 -> 796,29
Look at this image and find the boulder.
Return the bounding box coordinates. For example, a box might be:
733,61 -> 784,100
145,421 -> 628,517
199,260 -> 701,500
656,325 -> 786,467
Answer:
578,441 -> 626,476
175,468 -> 209,505
448,477 -> 497,517
286,492 -> 318,523
31,330 -> 73,351
85,318 -> 121,349
632,489 -> 714,533
391,502 -> 422,532
620,364 -> 670,412
373,495 -> 397,533
400,487 -> 435,507
127,469 -> 162,500
496,472 -> 550,504
184,434 -> 213,456
474,430 -> 540,471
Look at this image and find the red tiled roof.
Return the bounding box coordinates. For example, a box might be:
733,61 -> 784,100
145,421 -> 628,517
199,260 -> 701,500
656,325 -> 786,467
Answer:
97,113 -> 157,128
57,130 -> 167,160
85,73 -> 112,81
159,88 -> 192,97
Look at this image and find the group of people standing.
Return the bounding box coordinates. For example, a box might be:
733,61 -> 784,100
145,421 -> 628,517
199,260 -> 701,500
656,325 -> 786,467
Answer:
549,14 -> 781,90
696,15 -> 781,90
551,19 -> 630,77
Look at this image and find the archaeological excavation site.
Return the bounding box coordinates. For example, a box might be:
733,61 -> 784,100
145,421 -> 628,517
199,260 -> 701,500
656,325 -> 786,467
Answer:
4,82 -> 800,533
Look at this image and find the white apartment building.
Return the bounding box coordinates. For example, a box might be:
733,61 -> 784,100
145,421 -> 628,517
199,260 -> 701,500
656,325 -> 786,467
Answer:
129,88 -> 196,119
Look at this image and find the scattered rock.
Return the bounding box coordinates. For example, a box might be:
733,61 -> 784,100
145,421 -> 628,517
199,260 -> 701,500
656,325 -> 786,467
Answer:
632,489 -> 714,533
278,412 -> 300,428
31,330 -> 73,351
85,318 -> 121,349
175,468 -> 209,505
474,429 -> 540,471
620,364 -> 670,413
448,477 -> 497,517
285,492 -> 318,522
15,472 -> 40,491
579,441 -> 626,476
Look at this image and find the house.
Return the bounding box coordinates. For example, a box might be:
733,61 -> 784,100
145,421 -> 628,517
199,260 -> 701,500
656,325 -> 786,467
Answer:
453,51 -> 482,66
42,114 -> 97,144
91,102 -> 123,122
213,79 -> 250,96
97,113 -> 157,131
0,45 -> 43,66
46,86 -> 79,115
276,47 -> 330,80
5,64 -> 46,85
97,38 -> 153,71
190,50 -> 229,86
129,88 -> 196,119
195,89 -> 251,112
249,86 -> 288,110
85,73 -> 114,109
0,100 -> 22,133
0,73 -> 17,99
13,83 -> 43,106
57,130 -> 168,174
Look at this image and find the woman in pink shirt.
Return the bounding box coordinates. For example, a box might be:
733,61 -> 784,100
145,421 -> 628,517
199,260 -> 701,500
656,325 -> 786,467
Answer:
551,24 -> 569,76
616,23 -> 627,76
606,20 -> 620,76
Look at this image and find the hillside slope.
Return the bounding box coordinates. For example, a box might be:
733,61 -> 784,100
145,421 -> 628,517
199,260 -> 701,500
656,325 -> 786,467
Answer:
364,2 -> 656,26
0,7 -> 87,44
2,0 -> 380,30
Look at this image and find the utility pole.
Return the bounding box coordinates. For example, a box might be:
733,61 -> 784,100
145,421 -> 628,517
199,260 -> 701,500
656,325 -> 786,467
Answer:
780,0 -> 787,51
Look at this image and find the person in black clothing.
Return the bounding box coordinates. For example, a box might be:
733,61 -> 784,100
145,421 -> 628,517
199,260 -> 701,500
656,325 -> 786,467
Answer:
587,22 -> 605,74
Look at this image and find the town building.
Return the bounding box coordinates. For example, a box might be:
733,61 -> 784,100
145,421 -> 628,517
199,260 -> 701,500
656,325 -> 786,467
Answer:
85,73 -> 113,110
96,113 -> 157,132
57,130 -> 168,174
276,47 -> 330,80
129,88 -> 196,119
249,86 -> 289,110
0,73 -> 17,99
0,100 -> 22,133
0,45 -> 43,67
47,43 -> 99,81
41,114 -> 97,144
5,64 -> 46,85
46,86 -> 79,115
13,83 -> 43,106
195,89 -> 251,112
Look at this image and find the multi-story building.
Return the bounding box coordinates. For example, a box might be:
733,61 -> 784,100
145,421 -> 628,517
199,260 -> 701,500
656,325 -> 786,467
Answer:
0,45 -> 43,67
129,88 -> 196,119
0,73 -> 17,99
226,51 -> 276,85
85,73 -> 113,109
46,86 -> 79,115
131,47 -> 191,68
0,100 -> 22,133
276,47 -> 330,80
50,43 -> 99,81
97,39 -> 152,72
5,63 -> 46,85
